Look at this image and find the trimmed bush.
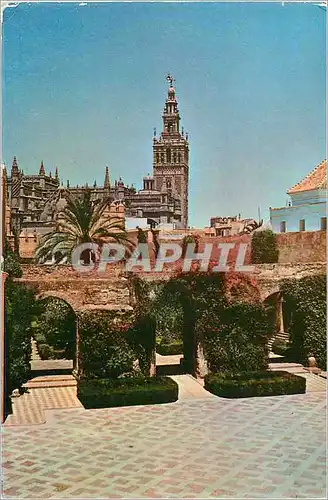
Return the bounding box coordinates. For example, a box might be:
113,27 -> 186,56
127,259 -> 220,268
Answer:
77,376 -> 178,409
204,371 -> 306,398
251,229 -> 279,264
156,341 -> 183,356
271,339 -> 290,357
37,343 -> 54,360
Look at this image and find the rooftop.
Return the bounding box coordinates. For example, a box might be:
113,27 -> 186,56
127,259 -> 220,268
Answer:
287,159 -> 327,194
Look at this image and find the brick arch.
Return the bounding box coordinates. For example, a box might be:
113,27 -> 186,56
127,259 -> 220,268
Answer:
35,292 -> 79,370
261,287 -> 280,302
36,291 -> 77,312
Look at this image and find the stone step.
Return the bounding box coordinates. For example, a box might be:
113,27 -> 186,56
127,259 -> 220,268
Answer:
24,375 -> 76,389
269,362 -> 304,372
270,366 -> 306,374
30,359 -> 73,377
268,333 -> 289,345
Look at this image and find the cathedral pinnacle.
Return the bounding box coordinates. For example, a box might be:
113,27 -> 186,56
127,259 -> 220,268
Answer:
39,161 -> 45,176
11,156 -> 19,176
104,166 -> 110,190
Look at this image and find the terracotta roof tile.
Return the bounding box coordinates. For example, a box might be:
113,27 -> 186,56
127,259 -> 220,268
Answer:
288,159 -> 327,194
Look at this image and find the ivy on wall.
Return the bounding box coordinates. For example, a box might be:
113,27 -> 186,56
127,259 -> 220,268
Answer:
281,275 -> 326,369
150,270 -> 270,375
4,238 -> 39,415
198,301 -> 271,373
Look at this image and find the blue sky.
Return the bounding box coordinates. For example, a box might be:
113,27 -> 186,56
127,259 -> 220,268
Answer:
2,1 -> 326,227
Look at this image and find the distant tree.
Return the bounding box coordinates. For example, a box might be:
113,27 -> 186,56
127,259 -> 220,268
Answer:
3,236 -> 22,278
35,189 -> 133,264
251,229 -> 279,264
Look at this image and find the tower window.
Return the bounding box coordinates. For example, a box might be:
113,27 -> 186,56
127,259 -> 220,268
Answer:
166,149 -> 171,163
299,219 -> 305,232
161,153 -> 164,163
321,217 -> 326,230
156,153 -> 159,163
173,152 -> 177,163
178,153 -> 181,163
280,221 -> 286,233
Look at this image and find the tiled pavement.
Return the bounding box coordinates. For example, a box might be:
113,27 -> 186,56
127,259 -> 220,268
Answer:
4,385 -> 82,426
170,375 -> 215,399
2,391 -> 326,499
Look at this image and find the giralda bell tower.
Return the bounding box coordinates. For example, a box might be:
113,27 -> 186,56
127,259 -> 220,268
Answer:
153,75 -> 189,228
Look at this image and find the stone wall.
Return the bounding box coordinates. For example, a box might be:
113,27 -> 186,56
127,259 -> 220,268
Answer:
276,230 -> 326,264
252,262 -> 326,300
17,265 -> 131,312
17,260 -> 326,310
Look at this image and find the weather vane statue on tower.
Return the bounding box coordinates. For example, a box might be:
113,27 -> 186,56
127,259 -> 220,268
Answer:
166,73 -> 175,86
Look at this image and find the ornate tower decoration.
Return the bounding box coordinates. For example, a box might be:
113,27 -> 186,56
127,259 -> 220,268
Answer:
153,74 -> 189,227
104,166 -> 110,192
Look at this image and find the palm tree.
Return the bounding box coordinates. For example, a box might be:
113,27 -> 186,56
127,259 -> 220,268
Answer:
35,189 -> 133,265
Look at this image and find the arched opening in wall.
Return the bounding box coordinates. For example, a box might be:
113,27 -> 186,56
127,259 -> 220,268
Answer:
33,296 -> 77,370
152,283 -> 185,376
263,291 -> 288,353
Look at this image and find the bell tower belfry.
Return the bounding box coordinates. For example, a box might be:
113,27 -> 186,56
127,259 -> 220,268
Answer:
153,75 -> 189,228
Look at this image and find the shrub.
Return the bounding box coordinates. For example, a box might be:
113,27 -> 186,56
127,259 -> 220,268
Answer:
199,302 -> 271,373
204,371 -> 306,398
34,331 -> 46,345
281,275 -> 326,368
3,237 -> 22,278
251,229 -> 279,264
162,271 -> 227,373
152,284 -> 183,344
79,310 -> 137,379
4,279 -> 38,404
271,339 -> 290,356
181,234 -> 200,258
129,277 -> 157,375
77,376 -> 178,408
37,343 -> 54,360
157,341 -> 183,356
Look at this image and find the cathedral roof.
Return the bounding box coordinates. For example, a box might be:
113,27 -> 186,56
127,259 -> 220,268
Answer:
287,159 -> 327,194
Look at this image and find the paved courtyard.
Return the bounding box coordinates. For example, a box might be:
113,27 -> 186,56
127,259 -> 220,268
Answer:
2,391 -> 326,499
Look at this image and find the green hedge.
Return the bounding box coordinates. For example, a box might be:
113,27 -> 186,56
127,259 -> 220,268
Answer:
204,371 -> 306,398
271,339 -> 291,357
37,343 -> 54,360
79,310 -> 137,379
251,229 -> 279,264
156,341 -> 183,356
281,275 -> 326,369
77,376 -> 178,409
